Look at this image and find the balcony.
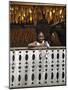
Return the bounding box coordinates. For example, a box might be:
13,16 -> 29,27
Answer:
9,46 -> 66,88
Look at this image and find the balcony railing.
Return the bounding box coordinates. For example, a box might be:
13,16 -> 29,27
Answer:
9,46 -> 66,88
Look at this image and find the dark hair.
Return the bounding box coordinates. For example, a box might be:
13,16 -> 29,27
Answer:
36,18 -> 49,41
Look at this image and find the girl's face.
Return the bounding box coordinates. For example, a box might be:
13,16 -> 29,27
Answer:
38,32 -> 45,42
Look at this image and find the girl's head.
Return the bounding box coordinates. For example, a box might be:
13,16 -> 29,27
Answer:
37,32 -> 45,43
36,17 -> 49,43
